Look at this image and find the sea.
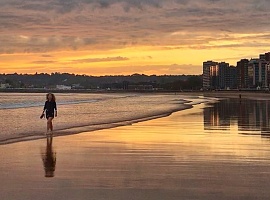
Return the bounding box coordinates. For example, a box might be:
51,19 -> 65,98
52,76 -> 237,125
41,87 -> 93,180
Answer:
0,93 -> 211,144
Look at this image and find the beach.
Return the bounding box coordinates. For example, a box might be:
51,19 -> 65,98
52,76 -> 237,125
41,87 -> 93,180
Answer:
1,97 -> 270,200
203,91 -> 270,100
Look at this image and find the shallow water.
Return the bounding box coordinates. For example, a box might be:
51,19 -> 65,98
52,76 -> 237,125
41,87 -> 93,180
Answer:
1,98 -> 270,199
0,93 -> 209,144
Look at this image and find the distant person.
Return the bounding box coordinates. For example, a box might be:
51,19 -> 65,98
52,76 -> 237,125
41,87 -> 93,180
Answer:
41,93 -> 57,134
42,134 -> 56,178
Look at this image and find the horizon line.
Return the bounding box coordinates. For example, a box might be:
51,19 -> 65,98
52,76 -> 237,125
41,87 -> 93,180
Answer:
0,72 -> 203,77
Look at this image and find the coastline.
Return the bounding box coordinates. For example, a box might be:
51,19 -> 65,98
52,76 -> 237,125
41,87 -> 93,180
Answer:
203,91 -> 270,100
1,88 -> 270,99
0,91 -> 269,146
0,100 -> 194,146
1,87 -> 270,95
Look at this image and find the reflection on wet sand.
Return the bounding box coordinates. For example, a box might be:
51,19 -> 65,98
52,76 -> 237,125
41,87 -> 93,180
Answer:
41,135 -> 56,178
204,99 -> 270,137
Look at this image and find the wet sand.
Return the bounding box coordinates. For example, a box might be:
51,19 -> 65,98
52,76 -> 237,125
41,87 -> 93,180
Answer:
203,91 -> 270,100
1,101 -> 270,200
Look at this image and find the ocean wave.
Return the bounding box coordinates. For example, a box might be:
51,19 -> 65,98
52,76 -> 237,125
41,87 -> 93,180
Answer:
0,99 -> 100,109
0,93 -> 138,109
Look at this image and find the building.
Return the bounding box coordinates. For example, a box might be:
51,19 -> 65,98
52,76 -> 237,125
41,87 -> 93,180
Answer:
227,66 -> 237,89
218,62 -> 230,89
210,64 -> 219,89
0,83 -> 11,89
248,59 -> 268,88
260,54 -> 266,60
128,85 -> 153,90
203,51 -> 270,90
203,61 -> 218,90
56,85 -> 72,90
260,52 -> 270,88
261,52 -> 270,62
266,52 -> 270,62
217,62 -> 237,89
71,84 -> 84,89
203,61 -> 237,90
267,63 -> 270,88
236,59 -> 249,88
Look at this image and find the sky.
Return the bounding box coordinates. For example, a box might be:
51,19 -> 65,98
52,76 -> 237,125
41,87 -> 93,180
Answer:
0,0 -> 270,75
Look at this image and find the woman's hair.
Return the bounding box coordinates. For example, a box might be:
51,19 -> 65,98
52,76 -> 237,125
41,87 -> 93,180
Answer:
46,93 -> 56,102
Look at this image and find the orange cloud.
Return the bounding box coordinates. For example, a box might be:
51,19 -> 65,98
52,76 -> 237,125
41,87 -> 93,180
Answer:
0,0 -> 270,75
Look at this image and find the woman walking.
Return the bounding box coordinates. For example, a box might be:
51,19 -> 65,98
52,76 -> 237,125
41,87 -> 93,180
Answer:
41,93 -> 57,134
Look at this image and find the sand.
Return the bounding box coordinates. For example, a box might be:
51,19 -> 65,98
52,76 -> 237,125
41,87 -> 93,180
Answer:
202,91 -> 270,100
1,102 -> 270,200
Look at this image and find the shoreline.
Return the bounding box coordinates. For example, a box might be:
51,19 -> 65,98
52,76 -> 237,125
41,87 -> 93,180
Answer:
1,87 -> 270,94
0,102 -> 194,146
203,91 -> 270,100
1,89 -> 270,98
0,91 -> 269,146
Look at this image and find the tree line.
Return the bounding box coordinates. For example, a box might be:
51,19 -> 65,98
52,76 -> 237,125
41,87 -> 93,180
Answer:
0,73 -> 202,91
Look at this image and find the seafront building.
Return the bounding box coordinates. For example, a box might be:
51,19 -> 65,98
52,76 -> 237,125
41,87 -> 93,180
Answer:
203,61 -> 237,90
248,59 -> 269,88
227,65 -> 237,89
264,52 -> 270,61
203,52 -> 270,90
237,59 -> 249,88
218,62 -> 229,89
260,52 -> 270,62
203,61 -> 218,89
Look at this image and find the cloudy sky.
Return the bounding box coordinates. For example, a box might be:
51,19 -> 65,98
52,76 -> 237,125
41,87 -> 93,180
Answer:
0,0 -> 270,75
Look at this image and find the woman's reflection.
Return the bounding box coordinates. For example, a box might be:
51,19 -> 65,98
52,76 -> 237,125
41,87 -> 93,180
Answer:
42,135 -> 56,178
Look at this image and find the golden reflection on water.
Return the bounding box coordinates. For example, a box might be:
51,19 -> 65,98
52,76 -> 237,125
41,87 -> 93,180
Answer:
93,100 -> 270,162
47,99 -> 270,194
204,99 -> 270,136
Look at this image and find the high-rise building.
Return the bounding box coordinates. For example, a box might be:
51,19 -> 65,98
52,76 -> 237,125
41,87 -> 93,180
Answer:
236,59 -> 249,88
249,59 -> 268,88
267,63 -> 270,88
203,61 -> 237,89
265,52 -> 270,62
260,52 -> 270,88
218,62 -> 229,89
218,62 -> 237,89
260,54 -> 266,60
227,66 -> 237,89
203,61 -> 218,89
203,51 -> 270,90
210,64 -> 219,88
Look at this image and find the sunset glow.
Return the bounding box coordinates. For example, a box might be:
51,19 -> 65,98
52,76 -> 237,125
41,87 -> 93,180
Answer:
1,0 -> 270,75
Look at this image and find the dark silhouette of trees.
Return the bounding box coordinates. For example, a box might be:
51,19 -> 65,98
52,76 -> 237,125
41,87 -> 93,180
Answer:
0,73 -> 202,91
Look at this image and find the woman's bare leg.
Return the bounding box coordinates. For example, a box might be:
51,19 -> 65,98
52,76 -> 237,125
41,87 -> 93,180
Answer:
47,117 -> 54,132
47,119 -> 50,132
50,120 -> 53,131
